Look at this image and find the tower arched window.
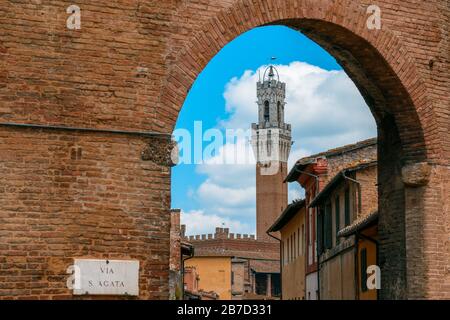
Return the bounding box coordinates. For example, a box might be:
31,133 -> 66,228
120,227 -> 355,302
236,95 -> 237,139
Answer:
277,101 -> 282,123
264,101 -> 270,122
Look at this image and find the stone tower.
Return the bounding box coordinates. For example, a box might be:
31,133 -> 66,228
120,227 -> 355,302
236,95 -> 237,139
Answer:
251,66 -> 292,242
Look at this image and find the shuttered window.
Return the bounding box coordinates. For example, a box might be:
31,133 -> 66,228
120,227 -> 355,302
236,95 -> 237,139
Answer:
345,188 -> 350,226
335,196 -> 340,243
317,208 -> 324,255
324,202 -> 332,249
361,248 -> 368,292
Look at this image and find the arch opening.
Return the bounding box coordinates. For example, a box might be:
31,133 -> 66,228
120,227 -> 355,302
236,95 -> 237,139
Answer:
167,14 -> 429,300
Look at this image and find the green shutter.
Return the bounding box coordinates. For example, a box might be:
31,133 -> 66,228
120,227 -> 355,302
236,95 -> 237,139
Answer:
361,248 -> 368,292
317,208 -> 324,255
325,202 -> 332,249
335,196 -> 340,242
345,188 -> 350,226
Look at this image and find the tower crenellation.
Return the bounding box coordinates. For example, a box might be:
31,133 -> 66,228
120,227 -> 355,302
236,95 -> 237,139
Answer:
181,225 -> 257,242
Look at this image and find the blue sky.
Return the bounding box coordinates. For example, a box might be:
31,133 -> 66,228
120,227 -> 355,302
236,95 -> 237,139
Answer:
171,26 -> 377,236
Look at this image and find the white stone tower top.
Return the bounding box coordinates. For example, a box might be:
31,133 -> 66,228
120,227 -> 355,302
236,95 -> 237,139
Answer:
251,65 -> 292,164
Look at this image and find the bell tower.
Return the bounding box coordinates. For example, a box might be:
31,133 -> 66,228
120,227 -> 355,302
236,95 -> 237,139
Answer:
251,65 -> 292,242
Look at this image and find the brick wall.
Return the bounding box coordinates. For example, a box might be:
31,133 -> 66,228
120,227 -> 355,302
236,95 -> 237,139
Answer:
169,209 -> 181,299
0,127 -> 170,299
356,165 -> 378,219
0,0 -> 448,299
184,227 -> 279,261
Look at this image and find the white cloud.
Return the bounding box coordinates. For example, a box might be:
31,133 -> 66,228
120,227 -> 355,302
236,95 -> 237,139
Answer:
182,61 -> 376,235
288,186 -> 304,203
197,135 -> 255,188
197,180 -> 255,211
221,61 -> 376,153
181,210 -> 255,236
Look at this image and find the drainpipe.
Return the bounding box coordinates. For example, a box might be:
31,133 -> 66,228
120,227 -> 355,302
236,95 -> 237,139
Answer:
267,231 -> 282,300
354,233 -> 360,300
343,171 -> 363,300
342,171 -> 362,214
293,168 -> 320,199
293,167 -> 320,300
181,247 -> 194,300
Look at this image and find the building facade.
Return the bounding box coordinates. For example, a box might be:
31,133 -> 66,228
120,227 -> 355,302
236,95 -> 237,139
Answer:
268,200 -> 306,300
182,227 -> 280,299
184,256 -> 232,300
183,266 -> 219,300
285,139 -> 378,299
310,161 -> 378,300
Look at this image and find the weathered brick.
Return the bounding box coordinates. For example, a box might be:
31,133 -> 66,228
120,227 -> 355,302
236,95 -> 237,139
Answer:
0,0 -> 448,300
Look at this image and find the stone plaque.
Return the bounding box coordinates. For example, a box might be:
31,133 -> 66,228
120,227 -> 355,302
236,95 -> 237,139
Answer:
73,259 -> 139,296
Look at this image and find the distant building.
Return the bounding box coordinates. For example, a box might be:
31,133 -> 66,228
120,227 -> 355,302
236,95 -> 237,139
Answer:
184,266 -> 219,300
268,199 -> 307,300
285,138 -> 377,299
184,256 -> 233,299
182,227 -> 281,299
309,161 -> 378,300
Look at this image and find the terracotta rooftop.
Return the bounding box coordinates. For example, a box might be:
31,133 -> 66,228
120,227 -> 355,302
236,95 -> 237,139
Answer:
194,248 -> 279,261
249,260 -> 280,274
338,211 -> 379,238
309,160 -> 377,207
285,138 -> 377,182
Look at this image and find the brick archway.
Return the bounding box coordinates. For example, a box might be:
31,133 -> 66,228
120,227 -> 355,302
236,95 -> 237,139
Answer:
0,0 -> 447,300
161,1 -> 448,299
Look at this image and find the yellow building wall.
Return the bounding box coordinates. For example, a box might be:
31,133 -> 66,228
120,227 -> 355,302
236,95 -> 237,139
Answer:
185,257 -> 232,300
357,233 -> 378,300
280,206 -> 306,300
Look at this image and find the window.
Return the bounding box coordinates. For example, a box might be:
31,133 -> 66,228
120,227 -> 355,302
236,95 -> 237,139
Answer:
308,207 -> 312,245
271,274 -> 281,297
264,101 -> 270,122
345,187 -> 351,226
277,101 -> 282,123
294,232 -> 296,259
302,224 -> 305,255
361,248 -> 368,292
291,234 -> 294,261
317,208 -> 324,255
287,237 -> 290,263
255,273 -> 267,296
335,196 -> 340,243
324,202 -> 332,249
298,227 -> 301,256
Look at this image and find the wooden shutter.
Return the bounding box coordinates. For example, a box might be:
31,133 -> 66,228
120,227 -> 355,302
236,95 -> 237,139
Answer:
361,248 -> 368,292
335,196 -> 340,242
345,188 -> 350,226
325,202 -> 332,249
317,208 -> 324,255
